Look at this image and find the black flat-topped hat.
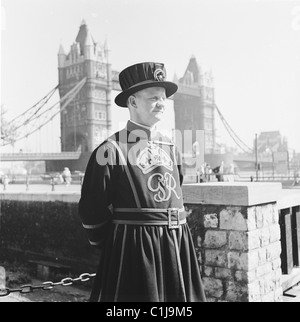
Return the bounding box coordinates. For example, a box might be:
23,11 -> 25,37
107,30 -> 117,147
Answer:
114,62 -> 178,107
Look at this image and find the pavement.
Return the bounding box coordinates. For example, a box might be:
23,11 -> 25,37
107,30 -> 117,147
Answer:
0,293 -> 30,302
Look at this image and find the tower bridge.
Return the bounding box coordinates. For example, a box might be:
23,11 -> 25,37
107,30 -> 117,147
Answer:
2,20 -> 280,175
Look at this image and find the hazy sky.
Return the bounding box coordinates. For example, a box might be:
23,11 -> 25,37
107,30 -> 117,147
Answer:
1,0 -> 300,153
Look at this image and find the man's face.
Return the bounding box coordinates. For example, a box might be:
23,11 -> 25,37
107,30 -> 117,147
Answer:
132,87 -> 166,127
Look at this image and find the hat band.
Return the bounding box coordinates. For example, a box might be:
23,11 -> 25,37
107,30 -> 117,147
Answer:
123,79 -> 168,92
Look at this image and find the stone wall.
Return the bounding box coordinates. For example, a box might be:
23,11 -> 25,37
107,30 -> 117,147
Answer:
0,181 -> 293,302
0,195 -> 100,274
183,182 -> 283,302
185,203 -> 282,302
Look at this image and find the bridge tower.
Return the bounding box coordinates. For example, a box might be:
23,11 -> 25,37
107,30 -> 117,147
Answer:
57,20 -> 112,152
173,56 -> 216,154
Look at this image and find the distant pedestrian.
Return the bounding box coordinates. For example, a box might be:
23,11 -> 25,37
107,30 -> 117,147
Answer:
293,171 -> 300,186
2,174 -> 9,188
204,163 -> 211,182
62,167 -> 72,186
196,166 -> 205,183
213,161 -> 224,182
227,163 -> 236,182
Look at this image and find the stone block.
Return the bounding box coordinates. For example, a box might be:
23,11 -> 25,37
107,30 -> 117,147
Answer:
248,250 -> 260,270
262,272 -> 277,294
203,266 -> 214,277
205,249 -> 227,267
272,204 -> 279,224
225,281 -> 248,302
248,280 -> 262,302
228,251 -> 249,270
261,292 -> 275,302
215,267 -> 232,280
257,247 -> 267,266
256,206 -> 264,229
204,230 -> 227,248
274,287 -> 283,302
269,224 -> 281,243
274,268 -> 282,288
272,258 -> 282,270
202,277 -> 224,298
260,227 -> 271,247
203,214 -> 218,228
246,206 -> 257,231
266,241 -> 281,262
220,207 -> 247,231
0,267 -> 5,290
264,204 -> 276,226
235,269 -> 257,283
248,230 -> 261,250
256,263 -> 273,278
229,231 -> 248,251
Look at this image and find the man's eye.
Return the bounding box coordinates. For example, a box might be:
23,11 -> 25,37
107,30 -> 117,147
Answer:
150,97 -> 165,101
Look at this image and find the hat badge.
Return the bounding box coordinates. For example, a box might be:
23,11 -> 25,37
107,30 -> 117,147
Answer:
154,68 -> 166,82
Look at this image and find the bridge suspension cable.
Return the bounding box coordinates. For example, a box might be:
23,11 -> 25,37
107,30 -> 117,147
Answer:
7,85 -> 58,127
214,104 -> 253,154
1,77 -> 87,147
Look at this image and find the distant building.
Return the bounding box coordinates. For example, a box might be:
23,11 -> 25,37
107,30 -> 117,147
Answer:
57,20 -> 120,152
173,56 -> 217,155
257,131 -> 288,155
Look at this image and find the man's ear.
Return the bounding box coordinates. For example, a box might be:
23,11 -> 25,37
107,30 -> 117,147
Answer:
128,95 -> 137,108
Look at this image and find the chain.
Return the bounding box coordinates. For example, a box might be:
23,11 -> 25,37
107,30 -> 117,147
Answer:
0,272 -> 96,297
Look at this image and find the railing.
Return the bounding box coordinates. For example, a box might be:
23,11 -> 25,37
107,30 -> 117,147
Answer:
278,189 -> 300,289
183,173 -> 300,187
0,172 -> 84,192
279,206 -> 300,274
277,190 -> 300,287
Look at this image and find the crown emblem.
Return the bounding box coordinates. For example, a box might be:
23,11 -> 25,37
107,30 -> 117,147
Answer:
154,68 -> 166,82
137,143 -> 173,174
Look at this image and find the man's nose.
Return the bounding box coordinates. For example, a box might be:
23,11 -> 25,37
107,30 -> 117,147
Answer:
157,98 -> 165,107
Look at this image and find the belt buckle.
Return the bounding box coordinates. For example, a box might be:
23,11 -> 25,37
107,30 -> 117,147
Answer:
168,208 -> 180,229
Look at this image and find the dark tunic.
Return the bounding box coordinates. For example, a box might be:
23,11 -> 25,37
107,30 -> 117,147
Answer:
78,120 -> 206,302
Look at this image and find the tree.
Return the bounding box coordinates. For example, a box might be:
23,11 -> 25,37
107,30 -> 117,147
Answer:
0,105 -> 17,147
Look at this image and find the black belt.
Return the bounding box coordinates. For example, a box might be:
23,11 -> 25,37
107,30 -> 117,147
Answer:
113,207 -> 186,229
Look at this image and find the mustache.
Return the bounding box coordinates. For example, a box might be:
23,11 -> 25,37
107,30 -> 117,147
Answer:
153,106 -> 165,112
